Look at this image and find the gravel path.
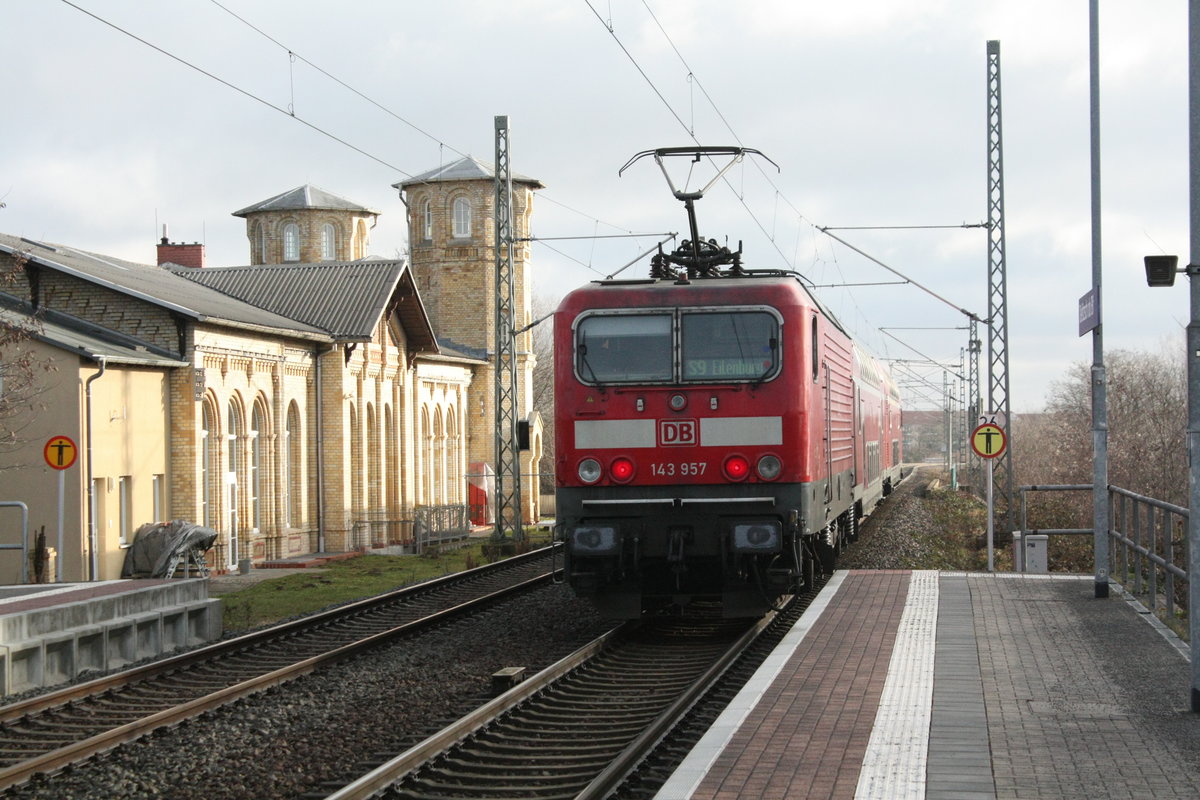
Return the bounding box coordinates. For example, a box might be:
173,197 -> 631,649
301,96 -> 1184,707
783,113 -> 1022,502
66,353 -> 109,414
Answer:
5,584 -> 612,800
839,466 -> 940,570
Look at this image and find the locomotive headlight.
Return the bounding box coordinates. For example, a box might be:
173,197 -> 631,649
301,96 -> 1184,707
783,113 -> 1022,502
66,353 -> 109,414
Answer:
570,525 -> 619,554
669,393 -> 687,411
732,521 -> 782,552
756,454 -> 782,481
578,458 -> 602,484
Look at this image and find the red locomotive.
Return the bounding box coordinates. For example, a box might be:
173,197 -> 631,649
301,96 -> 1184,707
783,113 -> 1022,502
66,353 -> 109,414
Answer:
554,148 -> 903,618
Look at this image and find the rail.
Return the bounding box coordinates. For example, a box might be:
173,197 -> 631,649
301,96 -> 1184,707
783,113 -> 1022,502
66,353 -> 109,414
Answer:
1017,484 -> 1189,623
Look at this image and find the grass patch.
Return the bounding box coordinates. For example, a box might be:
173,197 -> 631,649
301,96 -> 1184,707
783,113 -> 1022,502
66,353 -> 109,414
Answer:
922,483 -> 1011,571
220,531 -> 553,632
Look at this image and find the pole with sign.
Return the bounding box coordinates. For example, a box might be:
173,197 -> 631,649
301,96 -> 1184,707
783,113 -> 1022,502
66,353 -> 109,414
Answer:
44,435 -> 77,583
971,417 -> 1008,571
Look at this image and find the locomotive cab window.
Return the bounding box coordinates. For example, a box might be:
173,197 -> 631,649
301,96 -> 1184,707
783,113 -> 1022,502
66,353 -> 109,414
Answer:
681,311 -> 779,382
576,314 -> 673,383
574,308 -> 780,385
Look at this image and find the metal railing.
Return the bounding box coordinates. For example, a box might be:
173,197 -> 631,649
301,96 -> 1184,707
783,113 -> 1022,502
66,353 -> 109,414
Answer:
347,505 -> 471,554
1018,484 -> 1189,623
1110,487 -> 1188,623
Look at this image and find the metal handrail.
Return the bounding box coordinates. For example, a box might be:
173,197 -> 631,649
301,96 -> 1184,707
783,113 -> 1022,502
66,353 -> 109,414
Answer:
1017,483 -> 1189,622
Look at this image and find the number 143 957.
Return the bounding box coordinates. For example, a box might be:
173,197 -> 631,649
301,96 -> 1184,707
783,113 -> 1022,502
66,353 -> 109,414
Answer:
650,461 -> 708,477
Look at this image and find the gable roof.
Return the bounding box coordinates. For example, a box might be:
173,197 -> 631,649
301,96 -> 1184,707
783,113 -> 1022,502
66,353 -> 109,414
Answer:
393,155 -> 545,190
0,292 -> 188,367
0,234 -> 330,341
232,184 -> 381,218
175,259 -> 438,350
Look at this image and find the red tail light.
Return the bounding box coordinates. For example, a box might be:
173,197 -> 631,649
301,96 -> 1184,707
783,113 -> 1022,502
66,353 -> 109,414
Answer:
610,457 -> 636,483
723,454 -> 750,481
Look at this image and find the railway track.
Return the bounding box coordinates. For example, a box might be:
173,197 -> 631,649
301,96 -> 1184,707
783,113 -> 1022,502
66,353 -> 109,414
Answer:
325,586 -> 820,800
0,547 -> 557,792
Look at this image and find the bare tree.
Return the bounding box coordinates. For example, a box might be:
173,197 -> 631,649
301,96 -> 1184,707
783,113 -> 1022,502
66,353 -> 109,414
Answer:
1033,347 -> 1187,505
1013,345 -> 1186,570
0,250 -> 53,468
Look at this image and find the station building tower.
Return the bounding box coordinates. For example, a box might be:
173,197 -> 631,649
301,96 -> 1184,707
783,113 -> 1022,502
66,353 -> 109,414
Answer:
394,157 -> 545,508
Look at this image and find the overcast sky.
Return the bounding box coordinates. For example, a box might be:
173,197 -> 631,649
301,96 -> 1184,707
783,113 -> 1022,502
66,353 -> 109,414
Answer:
2,1 -> 1192,412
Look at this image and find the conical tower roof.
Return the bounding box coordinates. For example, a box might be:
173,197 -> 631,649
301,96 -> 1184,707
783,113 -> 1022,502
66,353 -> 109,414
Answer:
392,155 -> 544,190
232,184 -> 380,218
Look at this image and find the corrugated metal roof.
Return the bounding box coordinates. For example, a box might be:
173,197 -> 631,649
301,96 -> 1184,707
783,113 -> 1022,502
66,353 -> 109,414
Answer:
393,155 -> 544,189
0,293 -> 188,367
175,259 -> 438,351
0,233 -> 330,341
231,184 -> 381,218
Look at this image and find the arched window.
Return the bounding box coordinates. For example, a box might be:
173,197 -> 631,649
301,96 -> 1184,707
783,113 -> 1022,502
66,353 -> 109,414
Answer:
385,405 -> 397,512
355,219 -> 368,259
251,400 -> 268,532
350,403 -> 362,512
422,199 -> 432,241
367,403 -> 380,511
321,223 -> 337,260
283,222 -> 300,262
433,408 -> 445,504
227,399 -> 246,568
420,407 -> 432,505
452,197 -> 471,238
446,408 -> 459,503
201,400 -> 217,528
285,402 -> 303,527
254,222 -> 266,264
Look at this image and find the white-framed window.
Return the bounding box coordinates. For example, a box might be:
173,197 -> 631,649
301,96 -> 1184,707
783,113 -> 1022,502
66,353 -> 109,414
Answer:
452,197 -> 471,238
321,223 -> 337,260
152,474 -> 166,522
422,199 -> 432,240
201,403 -> 214,528
283,223 -> 300,261
118,476 -> 132,546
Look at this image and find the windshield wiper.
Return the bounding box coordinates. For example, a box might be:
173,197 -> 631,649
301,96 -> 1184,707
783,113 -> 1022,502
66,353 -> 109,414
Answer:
578,342 -> 605,390
750,338 -> 778,388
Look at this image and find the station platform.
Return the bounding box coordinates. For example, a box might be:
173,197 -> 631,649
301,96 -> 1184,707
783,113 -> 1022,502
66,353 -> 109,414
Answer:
0,579 -> 222,696
656,571 -> 1200,800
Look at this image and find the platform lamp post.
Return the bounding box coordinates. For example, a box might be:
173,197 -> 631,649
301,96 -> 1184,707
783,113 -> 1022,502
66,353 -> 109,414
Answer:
1138,0 -> 1200,713
1144,251 -> 1199,711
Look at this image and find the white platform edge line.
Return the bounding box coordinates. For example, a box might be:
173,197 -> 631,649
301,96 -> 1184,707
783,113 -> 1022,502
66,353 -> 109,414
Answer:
854,569 -> 939,800
651,570 -> 851,800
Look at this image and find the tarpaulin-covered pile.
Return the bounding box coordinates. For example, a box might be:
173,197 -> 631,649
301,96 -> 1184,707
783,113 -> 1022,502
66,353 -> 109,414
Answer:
121,520 -> 217,578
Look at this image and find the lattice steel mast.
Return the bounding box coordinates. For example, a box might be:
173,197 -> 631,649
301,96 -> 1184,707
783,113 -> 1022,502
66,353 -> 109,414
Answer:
492,115 -> 523,541
967,318 -> 983,488
986,41 -> 1015,535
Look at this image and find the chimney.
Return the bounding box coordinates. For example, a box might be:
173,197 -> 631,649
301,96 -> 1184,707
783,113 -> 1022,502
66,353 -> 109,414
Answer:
156,225 -> 206,268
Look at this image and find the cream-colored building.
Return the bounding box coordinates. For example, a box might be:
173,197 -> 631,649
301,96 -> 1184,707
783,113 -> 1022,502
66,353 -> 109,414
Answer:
0,169 -> 544,582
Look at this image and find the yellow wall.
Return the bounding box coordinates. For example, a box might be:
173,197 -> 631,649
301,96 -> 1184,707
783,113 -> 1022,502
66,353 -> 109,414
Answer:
0,341 -> 84,583
0,350 -> 170,583
88,365 -> 170,581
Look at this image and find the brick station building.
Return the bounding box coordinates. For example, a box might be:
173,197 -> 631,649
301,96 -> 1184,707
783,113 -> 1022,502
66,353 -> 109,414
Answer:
0,159 -> 544,582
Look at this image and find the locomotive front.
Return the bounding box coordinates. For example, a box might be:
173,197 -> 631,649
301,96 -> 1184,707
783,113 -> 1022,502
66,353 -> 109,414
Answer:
554,278 -> 817,618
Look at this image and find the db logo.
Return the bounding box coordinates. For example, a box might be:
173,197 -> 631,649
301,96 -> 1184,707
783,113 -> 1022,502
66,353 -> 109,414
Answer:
658,419 -> 697,447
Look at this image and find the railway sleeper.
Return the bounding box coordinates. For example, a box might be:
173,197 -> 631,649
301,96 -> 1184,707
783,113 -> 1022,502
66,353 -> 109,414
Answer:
433,761 -> 611,782
462,735 -> 629,755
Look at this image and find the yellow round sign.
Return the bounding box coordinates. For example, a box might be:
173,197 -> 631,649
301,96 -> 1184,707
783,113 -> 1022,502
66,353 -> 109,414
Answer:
44,435 -> 78,470
971,423 -> 1006,459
